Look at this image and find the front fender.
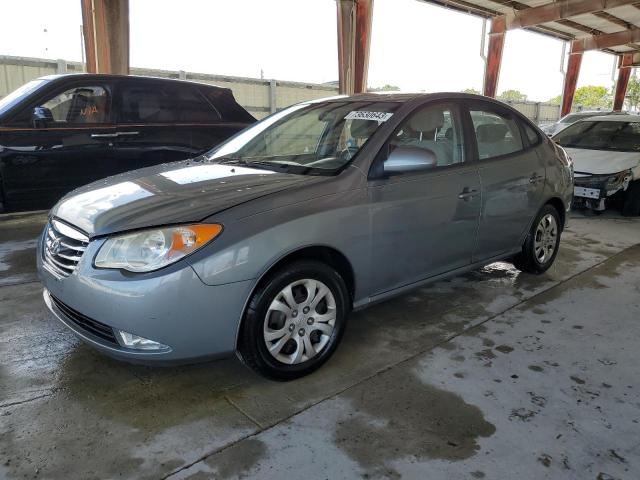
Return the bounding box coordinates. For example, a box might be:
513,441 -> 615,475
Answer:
186,188 -> 371,300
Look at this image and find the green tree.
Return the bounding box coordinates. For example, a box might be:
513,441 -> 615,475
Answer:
498,89 -> 527,102
369,84 -> 400,92
573,85 -> 611,109
625,74 -> 640,111
462,88 -> 481,95
547,95 -> 561,105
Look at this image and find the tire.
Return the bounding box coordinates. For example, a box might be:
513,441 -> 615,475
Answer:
0,176 -> 5,214
622,180 -> 640,217
513,204 -> 562,274
238,260 -> 350,381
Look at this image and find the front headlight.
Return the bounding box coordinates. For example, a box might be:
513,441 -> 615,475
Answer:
606,170 -> 632,189
94,223 -> 222,272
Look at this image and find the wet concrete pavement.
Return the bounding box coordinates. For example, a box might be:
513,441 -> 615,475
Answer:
1,212 -> 639,479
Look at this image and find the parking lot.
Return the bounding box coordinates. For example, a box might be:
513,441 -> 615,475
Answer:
1,211 -> 638,479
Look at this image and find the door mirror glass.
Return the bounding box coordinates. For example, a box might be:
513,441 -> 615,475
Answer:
384,146 -> 437,174
31,106 -> 53,128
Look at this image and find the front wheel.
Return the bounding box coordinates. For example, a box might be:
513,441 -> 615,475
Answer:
238,260 -> 350,380
513,204 -> 562,274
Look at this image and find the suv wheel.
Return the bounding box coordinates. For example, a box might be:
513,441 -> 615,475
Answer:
513,204 -> 562,274
238,260 -> 349,380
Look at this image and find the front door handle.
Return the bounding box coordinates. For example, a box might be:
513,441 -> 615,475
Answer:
529,173 -> 544,184
458,187 -> 478,201
116,131 -> 140,136
91,133 -> 118,138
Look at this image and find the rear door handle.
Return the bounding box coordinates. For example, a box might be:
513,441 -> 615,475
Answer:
458,188 -> 478,201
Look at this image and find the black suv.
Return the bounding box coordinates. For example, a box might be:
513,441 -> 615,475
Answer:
0,74 -> 256,212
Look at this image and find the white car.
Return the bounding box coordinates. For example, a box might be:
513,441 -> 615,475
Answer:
541,110 -> 614,137
553,114 -> 640,215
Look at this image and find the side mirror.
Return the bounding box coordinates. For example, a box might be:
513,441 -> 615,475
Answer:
31,106 -> 54,128
384,146 -> 437,175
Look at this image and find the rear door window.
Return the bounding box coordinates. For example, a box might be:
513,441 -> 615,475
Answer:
118,82 -> 221,123
470,108 -> 524,159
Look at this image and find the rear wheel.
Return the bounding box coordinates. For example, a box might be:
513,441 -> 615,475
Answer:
0,176 -> 5,213
238,260 -> 349,380
622,180 -> 640,217
513,204 -> 561,274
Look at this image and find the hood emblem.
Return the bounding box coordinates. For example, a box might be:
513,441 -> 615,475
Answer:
49,238 -> 62,255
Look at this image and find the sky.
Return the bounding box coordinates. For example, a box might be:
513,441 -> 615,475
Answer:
0,0 -> 621,102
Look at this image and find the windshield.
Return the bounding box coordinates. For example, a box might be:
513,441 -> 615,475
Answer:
207,100 -> 400,175
554,120 -> 640,152
0,79 -> 47,116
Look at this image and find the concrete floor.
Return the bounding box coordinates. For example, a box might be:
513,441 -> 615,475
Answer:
1,211 -> 639,480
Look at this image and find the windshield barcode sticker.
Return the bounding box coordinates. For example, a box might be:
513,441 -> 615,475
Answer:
345,111 -> 393,122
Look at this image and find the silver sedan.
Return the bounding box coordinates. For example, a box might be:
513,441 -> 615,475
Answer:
38,93 -> 573,380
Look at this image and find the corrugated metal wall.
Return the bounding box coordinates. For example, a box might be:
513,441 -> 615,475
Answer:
1,55 -> 566,124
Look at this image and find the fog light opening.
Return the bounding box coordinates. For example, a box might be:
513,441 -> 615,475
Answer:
115,330 -> 169,351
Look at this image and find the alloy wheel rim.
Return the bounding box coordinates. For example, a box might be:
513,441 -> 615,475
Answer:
263,279 -> 336,365
534,213 -> 558,264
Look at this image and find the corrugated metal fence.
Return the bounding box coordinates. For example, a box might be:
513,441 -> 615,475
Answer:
1,55 -> 564,124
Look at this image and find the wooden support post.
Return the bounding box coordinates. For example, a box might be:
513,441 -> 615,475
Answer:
81,0 -> 129,75
336,0 -> 373,95
483,16 -> 506,98
613,53 -> 633,111
561,45 -> 583,117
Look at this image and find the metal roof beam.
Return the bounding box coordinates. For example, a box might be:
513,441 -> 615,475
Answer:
572,25 -> 640,52
502,0 -> 638,30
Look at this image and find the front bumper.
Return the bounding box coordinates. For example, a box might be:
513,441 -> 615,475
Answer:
573,173 -> 632,210
38,232 -> 254,364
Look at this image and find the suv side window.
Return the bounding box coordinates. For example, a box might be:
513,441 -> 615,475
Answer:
41,85 -> 111,124
470,108 -> 524,159
118,83 -> 221,123
387,102 -> 465,169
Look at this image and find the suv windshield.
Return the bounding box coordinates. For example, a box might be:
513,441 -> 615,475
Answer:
554,120 -> 640,152
208,100 -> 400,175
0,79 -> 47,116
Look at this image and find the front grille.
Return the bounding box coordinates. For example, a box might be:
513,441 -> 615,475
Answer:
49,294 -> 118,345
43,220 -> 89,277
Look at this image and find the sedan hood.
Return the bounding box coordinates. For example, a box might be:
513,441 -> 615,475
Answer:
52,161 -> 320,237
564,148 -> 640,175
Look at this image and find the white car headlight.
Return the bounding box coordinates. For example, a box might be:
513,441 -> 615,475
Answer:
94,224 -> 223,272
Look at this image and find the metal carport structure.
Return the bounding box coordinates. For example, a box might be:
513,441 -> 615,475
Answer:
80,0 -> 640,115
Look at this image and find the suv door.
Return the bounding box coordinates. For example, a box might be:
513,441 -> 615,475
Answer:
466,102 -> 546,260
0,81 -> 115,210
369,101 -> 481,296
112,80 -> 229,170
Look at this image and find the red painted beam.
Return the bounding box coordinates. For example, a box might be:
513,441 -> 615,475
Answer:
336,0 -> 373,95
353,0 -> 373,94
572,26 -> 640,53
504,0 -> 637,30
561,50 -> 583,117
81,0 -> 97,73
80,0 -> 129,75
483,17 -> 506,98
613,53 -> 633,111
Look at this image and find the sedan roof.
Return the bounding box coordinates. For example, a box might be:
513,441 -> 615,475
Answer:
580,114 -> 640,122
